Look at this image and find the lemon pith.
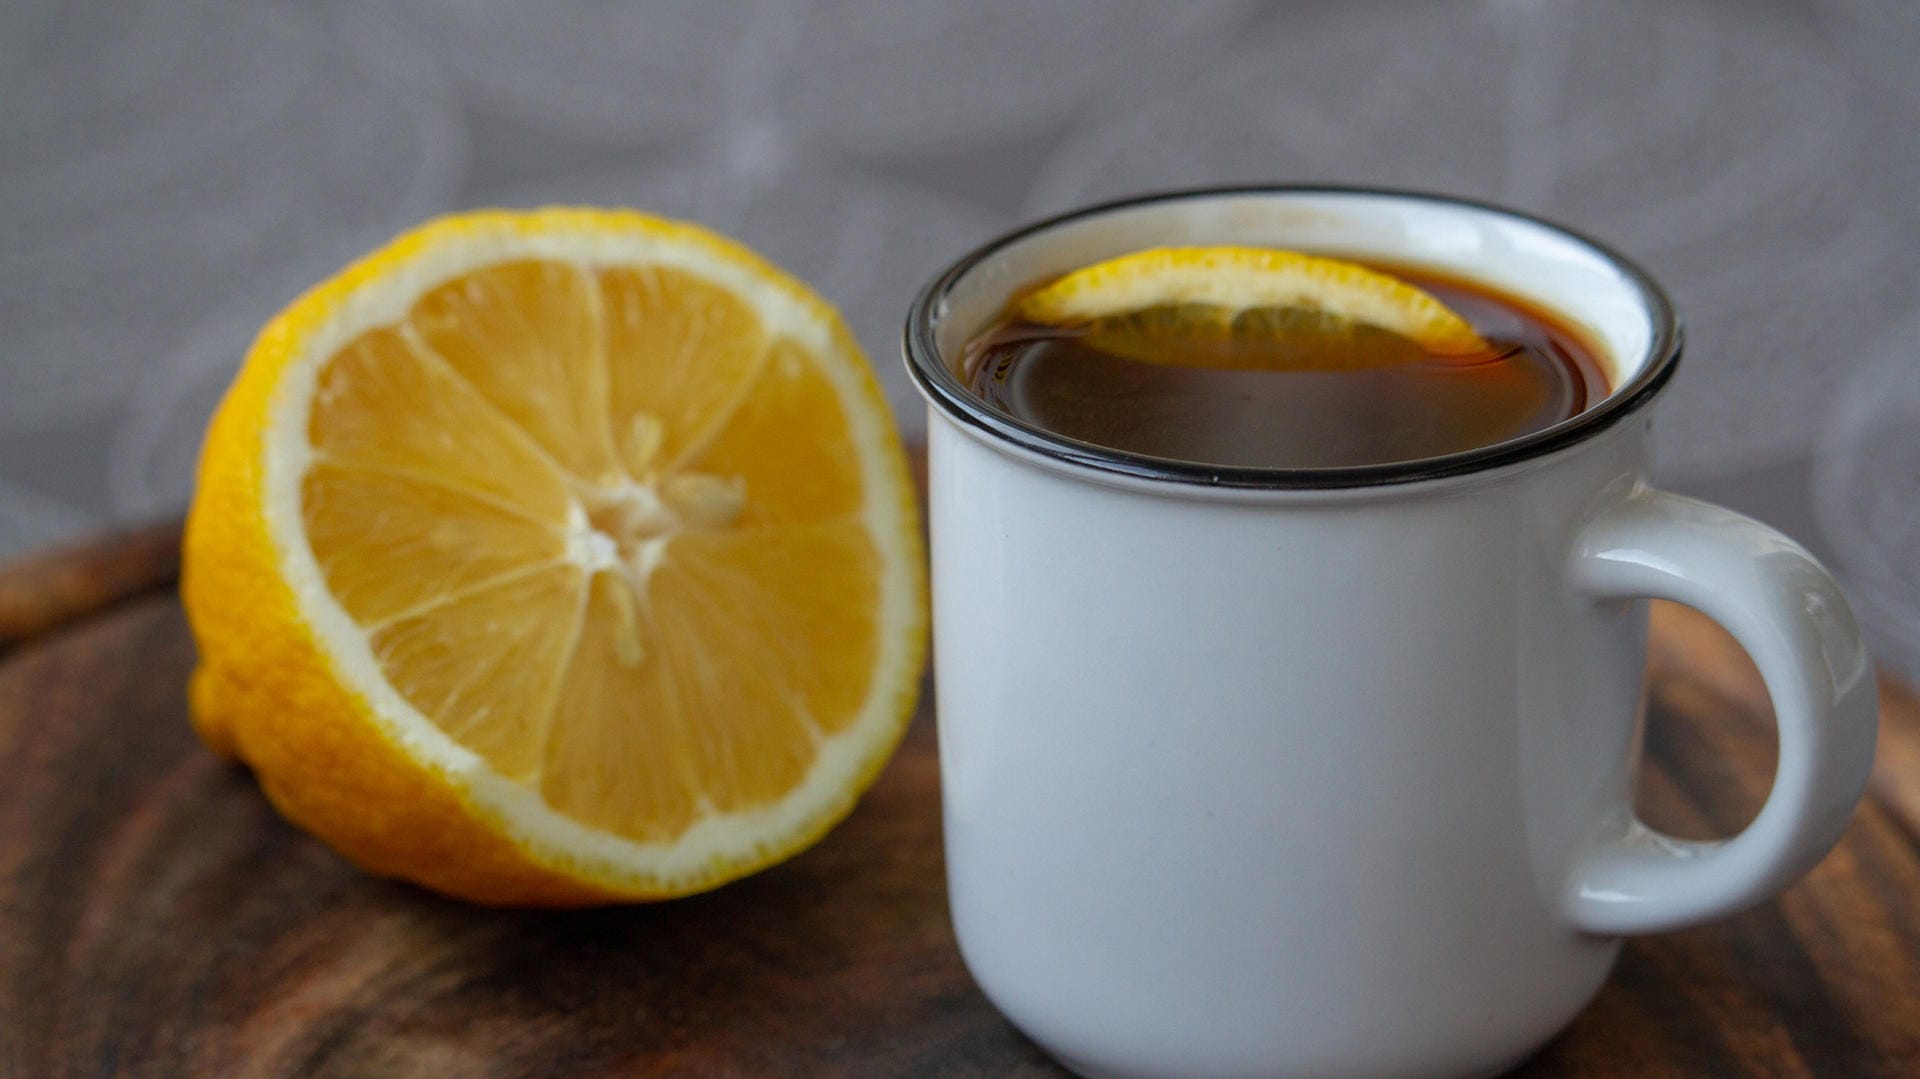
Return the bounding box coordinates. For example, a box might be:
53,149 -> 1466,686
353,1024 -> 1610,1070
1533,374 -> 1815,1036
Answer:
183,208 -> 926,904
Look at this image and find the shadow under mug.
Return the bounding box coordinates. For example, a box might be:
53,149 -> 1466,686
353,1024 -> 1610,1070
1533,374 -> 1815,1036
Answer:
904,187 -> 1878,1079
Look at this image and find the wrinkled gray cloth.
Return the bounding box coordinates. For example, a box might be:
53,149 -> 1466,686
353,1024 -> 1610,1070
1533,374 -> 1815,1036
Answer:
2,0 -> 1916,677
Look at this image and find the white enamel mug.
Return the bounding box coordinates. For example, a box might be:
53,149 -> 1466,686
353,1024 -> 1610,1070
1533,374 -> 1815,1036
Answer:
902,188 -> 1879,1079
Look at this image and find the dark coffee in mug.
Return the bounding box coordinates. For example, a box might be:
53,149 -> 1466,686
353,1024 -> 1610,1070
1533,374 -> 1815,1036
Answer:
961,258 -> 1609,470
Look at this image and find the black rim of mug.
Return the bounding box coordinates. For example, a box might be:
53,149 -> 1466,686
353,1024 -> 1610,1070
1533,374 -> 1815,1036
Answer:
902,184 -> 1684,490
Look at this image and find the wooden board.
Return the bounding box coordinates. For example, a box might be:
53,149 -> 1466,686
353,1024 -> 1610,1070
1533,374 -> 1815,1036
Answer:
1,527 -> 1917,1078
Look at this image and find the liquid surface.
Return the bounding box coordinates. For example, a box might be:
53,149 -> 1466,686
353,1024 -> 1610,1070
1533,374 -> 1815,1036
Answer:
962,266 -> 1610,470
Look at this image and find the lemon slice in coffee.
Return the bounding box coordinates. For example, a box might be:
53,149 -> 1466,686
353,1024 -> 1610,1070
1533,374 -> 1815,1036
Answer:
1014,246 -> 1487,370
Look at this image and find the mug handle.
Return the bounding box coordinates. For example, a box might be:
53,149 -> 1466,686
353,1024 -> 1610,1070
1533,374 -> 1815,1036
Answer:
1562,485 -> 1879,935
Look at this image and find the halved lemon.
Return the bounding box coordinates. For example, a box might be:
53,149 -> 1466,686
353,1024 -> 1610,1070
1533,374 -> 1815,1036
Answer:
1015,246 -> 1486,368
183,208 -> 926,904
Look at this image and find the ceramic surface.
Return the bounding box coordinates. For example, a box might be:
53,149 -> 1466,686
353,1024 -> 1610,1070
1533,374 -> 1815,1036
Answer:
909,189 -> 1878,1079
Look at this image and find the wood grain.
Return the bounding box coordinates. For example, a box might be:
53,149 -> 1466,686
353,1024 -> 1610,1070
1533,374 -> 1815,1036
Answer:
1,541 -> 1917,1077
0,521 -> 182,651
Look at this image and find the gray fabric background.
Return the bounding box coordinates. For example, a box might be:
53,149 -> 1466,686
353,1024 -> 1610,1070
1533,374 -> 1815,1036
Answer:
3,0 -> 1917,678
